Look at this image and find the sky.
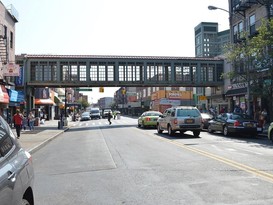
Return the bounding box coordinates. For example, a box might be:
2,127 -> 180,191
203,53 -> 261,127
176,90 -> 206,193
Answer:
1,0 -> 229,103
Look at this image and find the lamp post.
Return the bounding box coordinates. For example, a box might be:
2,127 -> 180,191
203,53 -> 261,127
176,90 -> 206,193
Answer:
208,5 -> 252,115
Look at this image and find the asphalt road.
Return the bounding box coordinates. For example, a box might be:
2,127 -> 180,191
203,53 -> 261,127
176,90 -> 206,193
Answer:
32,116 -> 273,205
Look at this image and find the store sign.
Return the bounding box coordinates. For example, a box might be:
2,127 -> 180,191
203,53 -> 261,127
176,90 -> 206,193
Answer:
3,63 -> 20,76
232,83 -> 247,89
159,98 -> 180,106
168,91 -> 181,99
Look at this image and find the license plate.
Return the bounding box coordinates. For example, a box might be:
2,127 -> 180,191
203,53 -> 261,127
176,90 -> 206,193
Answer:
245,123 -> 253,127
185,119 -> 194,124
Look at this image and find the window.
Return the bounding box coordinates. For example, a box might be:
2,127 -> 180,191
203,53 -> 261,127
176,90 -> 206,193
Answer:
10,31 -> 13,49
238,21 -> 243,38
233,25 -> 238,42
107,65 -> 114,81
79,65 -> 86,81
0,118 -> 14,157
90,64 -> 98,81
249,14 -> 256,35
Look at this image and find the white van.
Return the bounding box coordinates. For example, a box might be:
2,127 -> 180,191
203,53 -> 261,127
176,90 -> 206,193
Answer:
90,107 -> 101,119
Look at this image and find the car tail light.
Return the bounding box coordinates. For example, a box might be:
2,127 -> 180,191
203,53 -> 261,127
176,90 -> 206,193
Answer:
234,120 -> 240,127
174,118 -> 178,124
146,117 -> 151,121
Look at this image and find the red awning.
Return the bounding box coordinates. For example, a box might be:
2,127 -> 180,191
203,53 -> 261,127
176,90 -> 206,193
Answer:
35,99 -> 55,105
0,85 -> 9,104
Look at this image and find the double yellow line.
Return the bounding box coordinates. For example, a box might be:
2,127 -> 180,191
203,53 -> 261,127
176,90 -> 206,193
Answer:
158,136 -> 273,183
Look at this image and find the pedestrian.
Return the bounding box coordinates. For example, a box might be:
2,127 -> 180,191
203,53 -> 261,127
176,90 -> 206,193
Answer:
13,109 -> 23,139
28,111 -> 35,130
261,108 -> 268,128
113,111 -> 117,120
107,111 -> 112,125
22,112 -> 28,130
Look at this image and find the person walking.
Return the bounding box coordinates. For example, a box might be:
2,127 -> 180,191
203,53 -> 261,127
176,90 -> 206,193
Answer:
28,111 -> 35,130
22,112 -> 28,130
261,108 -> 268,129
107,111 -> 112,125
13,109 -> 23,139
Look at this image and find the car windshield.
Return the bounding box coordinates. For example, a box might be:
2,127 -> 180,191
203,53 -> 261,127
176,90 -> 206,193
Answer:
145,112 -> 161,116
177,109 -> 200,117
81,112 -> 89,116
229,113 -> 253,120
91,110 -> 99,114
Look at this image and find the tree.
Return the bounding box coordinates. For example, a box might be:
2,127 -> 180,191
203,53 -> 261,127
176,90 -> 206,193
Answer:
76,98 -> 90,110
224,18 -> 273,121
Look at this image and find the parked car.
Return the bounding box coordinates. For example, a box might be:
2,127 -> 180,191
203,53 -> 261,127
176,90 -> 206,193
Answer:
268,122 -> 273,142
0,116 -> 35,205
157,106 -> 202,137
208,113 -> 258,137
138,111 -> 162,128
201,113 -> 214,130
80,112 -> 91,121
103,109 -> 112,119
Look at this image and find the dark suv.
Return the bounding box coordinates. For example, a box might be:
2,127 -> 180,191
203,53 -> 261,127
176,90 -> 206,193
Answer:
157,106 -> 202,137
0,116 -> 34,205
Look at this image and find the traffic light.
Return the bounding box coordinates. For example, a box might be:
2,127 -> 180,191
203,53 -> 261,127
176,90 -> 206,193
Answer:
99,87 -> 104,93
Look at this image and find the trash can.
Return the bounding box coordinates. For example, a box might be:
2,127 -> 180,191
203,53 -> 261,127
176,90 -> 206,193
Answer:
117,114 -> 121,120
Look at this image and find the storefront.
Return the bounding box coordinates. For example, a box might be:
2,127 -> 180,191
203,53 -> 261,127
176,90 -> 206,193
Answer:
7,89 -> 25,124
34,88 -> 55,120
0,85 -> 10,122
225,87 -> 248,113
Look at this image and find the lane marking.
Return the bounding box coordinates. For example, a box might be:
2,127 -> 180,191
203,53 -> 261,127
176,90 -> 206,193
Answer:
157,136 -> 273,183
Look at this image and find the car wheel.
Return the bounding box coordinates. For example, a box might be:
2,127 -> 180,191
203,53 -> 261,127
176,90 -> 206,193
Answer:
168,125 -> 175,136
138,123 -> 141,127
142,121 -> 146,128
223,126 -> 229,136
157,124 -> 163,133
193,130 -> 200,137
22,199 -> 31,205
208,124 -> 214,133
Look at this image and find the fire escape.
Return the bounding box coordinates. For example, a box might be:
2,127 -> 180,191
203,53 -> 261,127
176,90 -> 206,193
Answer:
0,25 -> 8,65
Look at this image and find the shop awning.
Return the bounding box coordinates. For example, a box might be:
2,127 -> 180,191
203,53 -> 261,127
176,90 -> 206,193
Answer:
8,89 -> 25,103
54,96 -> 62,104
225,87 -> 247,97
0,85 -> 9,104
35,98 -> 55,105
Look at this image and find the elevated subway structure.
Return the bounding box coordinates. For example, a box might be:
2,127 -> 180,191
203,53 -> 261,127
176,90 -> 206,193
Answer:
16,54 -> 225,114
16,54 -> 224,88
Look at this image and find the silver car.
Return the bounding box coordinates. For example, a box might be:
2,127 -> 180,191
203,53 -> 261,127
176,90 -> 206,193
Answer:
0,116 -> 34,205
157,106 -> 202,137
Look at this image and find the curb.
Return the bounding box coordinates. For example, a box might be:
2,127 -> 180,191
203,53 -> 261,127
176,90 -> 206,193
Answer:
28,127 -> 69,154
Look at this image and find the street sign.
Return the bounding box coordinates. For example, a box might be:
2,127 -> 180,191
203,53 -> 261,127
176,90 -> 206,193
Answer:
75,88 -> 92,91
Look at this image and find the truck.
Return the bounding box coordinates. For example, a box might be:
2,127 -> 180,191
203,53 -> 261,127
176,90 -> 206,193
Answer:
90,107 -> 101,119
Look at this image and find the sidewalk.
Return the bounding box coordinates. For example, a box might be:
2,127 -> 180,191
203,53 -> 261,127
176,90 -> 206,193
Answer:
14,119 -> 73,154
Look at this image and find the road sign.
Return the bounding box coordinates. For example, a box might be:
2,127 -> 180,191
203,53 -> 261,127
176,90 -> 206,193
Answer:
75,88 -> 92,91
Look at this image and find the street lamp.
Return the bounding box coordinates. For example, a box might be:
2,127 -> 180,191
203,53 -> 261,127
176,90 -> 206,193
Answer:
208,5 -> 252,115
208,5 -> 229,13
